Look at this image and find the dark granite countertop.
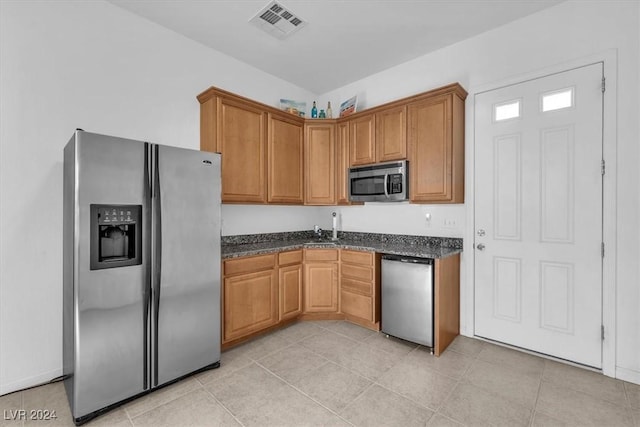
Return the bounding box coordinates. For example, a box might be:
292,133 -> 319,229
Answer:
222,231 -> 462,260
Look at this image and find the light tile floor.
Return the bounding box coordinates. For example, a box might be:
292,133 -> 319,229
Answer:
2,320 -> 639,426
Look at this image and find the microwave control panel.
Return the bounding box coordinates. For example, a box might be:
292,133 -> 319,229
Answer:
389,174 -> 403,194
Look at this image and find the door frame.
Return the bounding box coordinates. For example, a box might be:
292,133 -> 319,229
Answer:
463,50 -> 618,377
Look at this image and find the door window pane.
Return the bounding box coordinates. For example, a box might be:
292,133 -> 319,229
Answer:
541,88 -> 574,112
494,100 -> 521,122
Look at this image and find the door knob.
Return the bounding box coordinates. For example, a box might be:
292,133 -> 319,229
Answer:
477,243 -> 486,251
477,229 -> 485,236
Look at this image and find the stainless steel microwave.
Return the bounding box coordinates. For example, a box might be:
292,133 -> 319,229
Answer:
348,160 -> 408,202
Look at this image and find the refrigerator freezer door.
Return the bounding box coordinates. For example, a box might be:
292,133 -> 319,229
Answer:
69,132 -> 148,419
154,145 -> 221,386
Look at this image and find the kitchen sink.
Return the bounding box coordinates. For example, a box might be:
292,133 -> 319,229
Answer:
303,241 -> 338,247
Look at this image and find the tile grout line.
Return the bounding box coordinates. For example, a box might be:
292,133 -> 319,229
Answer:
527,360 -> 546,427
623,381 -> 635,409
424,347 -> 475,423
252,359 -> 356,427
338,381 -> 377,421
427,339 -> 485,425
124,378 -> 204,422
360,343 -> 478,420
201,384 -> 246,427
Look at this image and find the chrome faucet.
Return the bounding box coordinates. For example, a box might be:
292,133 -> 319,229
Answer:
313,225 -> 323,238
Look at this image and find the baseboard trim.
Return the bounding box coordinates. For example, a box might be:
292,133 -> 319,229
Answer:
1,367 -> 62,396
616,366 -> 640,385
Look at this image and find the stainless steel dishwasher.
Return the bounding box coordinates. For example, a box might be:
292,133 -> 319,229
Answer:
381,254 -> 433,347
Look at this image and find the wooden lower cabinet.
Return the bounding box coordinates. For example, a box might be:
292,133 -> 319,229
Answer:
303,249 -> 339,314
304,263 -> 338,312
340,250 -> 381,330
223,253 -> 278,344
434,254 -> 460,356
222,248 -> 459,356
278,250 -> 303,321
223,268 -> 277,343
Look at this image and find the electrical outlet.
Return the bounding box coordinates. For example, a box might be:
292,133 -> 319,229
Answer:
444,218 -> 456,228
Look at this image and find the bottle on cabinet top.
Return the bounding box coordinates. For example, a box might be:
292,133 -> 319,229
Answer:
311,101 -> 318,118
327,102 -> 333,118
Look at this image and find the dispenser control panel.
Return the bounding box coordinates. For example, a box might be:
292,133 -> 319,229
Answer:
97,207 -> 136,224
90,204 -> 142,270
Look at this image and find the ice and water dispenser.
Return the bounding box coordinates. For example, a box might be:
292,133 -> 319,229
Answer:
90,204 -> 142,270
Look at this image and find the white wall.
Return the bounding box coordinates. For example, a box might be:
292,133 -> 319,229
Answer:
221,205 -> 328,236
319,1 -> 640,382
0,0 -> 313,395
316,204 -> 465,238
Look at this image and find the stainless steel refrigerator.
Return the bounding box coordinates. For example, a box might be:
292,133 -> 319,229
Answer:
63,130 -> 221,425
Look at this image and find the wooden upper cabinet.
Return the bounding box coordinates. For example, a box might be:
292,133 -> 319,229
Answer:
199,96 -> 219,153
198,83 -> 466,206
336,122 -> 351,205
268,113 -> 303,204
375,105 -> 407,162
219,97 -> 267,203
408,90 -> 465,203
349,114 -> 376,166
304,122 -> 336,205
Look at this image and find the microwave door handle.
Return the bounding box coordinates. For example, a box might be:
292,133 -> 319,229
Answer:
383,173 -> 389,198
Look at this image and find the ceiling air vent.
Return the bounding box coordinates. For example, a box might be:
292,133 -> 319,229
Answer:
249,1 -> 307,39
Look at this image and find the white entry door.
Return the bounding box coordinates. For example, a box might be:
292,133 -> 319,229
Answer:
474,63 -> 604,368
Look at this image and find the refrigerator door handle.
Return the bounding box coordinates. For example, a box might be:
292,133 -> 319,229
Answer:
143,143 -> 153,390
150,144 -> 162,387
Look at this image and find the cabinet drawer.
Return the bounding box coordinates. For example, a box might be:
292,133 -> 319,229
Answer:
224,253 -> 276,276
341,277 -> 372,296
341,291 -> 372,321
279,250 -> 303,266
341,250 -> 373,266
304,249 -> 339,262
341,263 -> 373,282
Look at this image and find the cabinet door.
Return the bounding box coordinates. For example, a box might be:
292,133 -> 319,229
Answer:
268,114 -> 303,204
376,106 -> 407,162
304,262 -> 338,312
341,291 -> 373,321
408,94 -> 455,202
219,98 -> 266,203
304,123 -> 336,205
349,114 -> 376,166
336,122 -> 351,205
279,264 -> 302,321
223,269 -> 277,342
